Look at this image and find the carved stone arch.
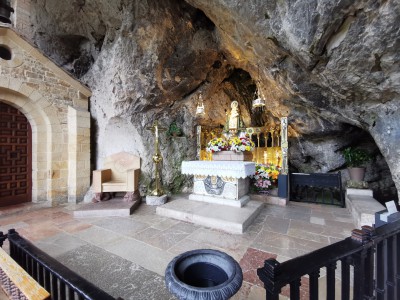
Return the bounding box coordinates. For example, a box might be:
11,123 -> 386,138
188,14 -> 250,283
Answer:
0,84 -> 62,203
0,28 -> 91,205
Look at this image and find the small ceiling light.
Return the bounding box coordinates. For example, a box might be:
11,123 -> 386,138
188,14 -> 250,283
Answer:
252,89 -> 266,108
195,94 -> 205,116
252,91 -> 265,108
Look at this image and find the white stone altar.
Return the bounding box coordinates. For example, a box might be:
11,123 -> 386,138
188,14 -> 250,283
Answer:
181,161 -> 256,207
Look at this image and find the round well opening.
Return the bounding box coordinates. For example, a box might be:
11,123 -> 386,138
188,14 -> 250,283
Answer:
179,261 -> 228,288
165,249 -> 243,300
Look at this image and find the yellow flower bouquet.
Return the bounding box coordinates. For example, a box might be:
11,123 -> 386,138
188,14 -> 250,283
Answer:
250,163 -> 281,191
206,137 -> 229,153
228,136 -> 255,152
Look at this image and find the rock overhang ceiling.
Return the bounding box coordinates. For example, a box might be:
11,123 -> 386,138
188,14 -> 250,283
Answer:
23,0 -> 400,201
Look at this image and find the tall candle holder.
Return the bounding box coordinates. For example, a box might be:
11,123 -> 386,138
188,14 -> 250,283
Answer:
145,121 -> 167,205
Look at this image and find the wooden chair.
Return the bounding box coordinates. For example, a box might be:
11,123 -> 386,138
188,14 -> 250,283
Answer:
92,152 -> 141,202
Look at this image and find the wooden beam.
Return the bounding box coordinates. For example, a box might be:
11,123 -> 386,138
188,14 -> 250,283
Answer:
0,247 -> 50,300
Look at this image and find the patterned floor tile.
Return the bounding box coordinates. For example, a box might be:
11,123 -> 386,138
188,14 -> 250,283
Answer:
263,215 -> 291,234
252,229 -> 327,258
239,248 -> 277,286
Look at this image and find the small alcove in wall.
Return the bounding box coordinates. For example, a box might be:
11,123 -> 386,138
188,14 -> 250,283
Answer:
288,122 -> 398,205
0,44 -> 12,60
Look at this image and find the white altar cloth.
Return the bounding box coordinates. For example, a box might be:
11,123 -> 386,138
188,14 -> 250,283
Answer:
181,161 -> 256,179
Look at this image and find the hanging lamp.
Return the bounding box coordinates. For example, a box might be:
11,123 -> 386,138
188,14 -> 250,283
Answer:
252,65 -> 266,109
0,0 -> 14,24
252,86 -> 266,108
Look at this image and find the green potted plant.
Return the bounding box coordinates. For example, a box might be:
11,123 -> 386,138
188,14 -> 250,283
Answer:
167,122 -> 182,137
343,147 -> 371,182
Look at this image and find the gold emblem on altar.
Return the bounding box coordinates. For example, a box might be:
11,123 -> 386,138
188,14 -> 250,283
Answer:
221,176 -> 236,182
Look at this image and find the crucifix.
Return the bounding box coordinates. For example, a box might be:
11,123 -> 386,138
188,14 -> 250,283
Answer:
147,120 -> 166,196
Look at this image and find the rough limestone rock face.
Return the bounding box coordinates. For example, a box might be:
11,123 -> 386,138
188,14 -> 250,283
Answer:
26,0 -> 399,201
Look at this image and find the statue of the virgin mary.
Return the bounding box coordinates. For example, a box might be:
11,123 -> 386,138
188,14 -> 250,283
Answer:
224,101 -> 245,134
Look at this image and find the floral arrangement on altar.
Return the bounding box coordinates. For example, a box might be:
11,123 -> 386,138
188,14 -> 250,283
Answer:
206,137 -> 229,153
228,136 -> 255,152
250,163 -> 281,192
206,135 -> 255,153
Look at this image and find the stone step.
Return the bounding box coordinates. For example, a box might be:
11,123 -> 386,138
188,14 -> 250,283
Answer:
73,198 -> 141,218
156,198 -> 264,234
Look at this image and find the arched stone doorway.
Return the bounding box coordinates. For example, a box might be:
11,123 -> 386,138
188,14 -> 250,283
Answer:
0,101 -> 32,206
0,27 -> 92,206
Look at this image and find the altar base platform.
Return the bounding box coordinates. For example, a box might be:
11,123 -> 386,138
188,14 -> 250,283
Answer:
156,197 -> 264,234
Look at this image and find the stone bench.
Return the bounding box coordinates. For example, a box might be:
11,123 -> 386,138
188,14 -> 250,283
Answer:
346,188 -> 385,228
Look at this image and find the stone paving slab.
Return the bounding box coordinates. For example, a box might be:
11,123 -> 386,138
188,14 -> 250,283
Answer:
102,235 -> 176,276
74,226 -> 126,247
92,217 -> 149,236
251,229 -> 328,259
56,244 -> 175,300
35,232 -> 88,257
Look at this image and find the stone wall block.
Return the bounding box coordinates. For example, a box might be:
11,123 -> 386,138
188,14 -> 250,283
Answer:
76,161 -> 86,170
29,90 -> 42,102
0,77 -> 10,88
68,143 -> 78,153
8,79 -> 22,91
81,143 -> 90,153
52,161 -> 68,170
73,98 -> 88,109
18,83 -> 35,96
76,151 -> 89,161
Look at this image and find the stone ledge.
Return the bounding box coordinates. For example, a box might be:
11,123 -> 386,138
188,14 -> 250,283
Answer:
345,189 -> 384,228
346,188 -> 373,197
188,193 -> 250,207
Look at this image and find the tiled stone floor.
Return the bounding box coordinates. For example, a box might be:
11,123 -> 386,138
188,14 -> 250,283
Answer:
0,195 -> 356,299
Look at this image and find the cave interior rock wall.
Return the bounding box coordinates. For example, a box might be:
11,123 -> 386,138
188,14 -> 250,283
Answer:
16,0 -> 400,203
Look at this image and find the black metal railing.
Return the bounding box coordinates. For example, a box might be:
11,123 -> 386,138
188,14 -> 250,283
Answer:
257,219 -> 400,299
290,172 -> 344,207
0,229 -> 118,300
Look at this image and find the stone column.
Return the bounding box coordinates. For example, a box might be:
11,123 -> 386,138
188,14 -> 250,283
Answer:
68,106 -> 90,203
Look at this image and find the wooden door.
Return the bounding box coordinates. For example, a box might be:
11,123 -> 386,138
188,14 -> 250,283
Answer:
0,102 -> 32,207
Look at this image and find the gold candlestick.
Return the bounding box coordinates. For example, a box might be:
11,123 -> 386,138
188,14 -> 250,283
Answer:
147,120 -> 166,196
